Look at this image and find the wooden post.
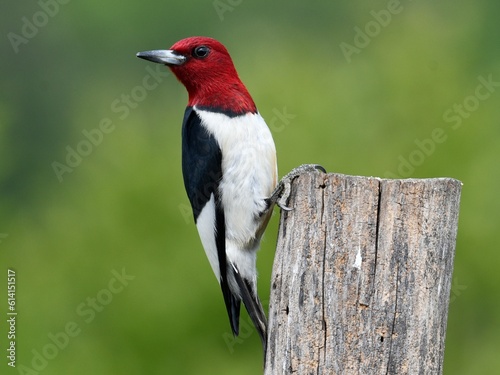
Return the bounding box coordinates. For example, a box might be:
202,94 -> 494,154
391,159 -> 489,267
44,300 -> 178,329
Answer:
265,172 -> 462,375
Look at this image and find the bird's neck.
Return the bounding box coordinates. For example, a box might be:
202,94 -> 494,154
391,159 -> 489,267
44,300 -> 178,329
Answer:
186,80 -> 257,116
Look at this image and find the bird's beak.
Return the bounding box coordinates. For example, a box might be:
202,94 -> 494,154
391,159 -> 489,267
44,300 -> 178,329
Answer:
136,50 -> 186,66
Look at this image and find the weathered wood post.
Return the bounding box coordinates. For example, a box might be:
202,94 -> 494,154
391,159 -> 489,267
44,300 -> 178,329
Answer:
265,171 -> 462,375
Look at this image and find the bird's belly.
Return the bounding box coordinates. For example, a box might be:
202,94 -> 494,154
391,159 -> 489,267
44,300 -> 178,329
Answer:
219,145 -> 275,247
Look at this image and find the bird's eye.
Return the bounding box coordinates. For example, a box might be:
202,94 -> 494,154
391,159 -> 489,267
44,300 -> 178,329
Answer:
193,46 -> 210,59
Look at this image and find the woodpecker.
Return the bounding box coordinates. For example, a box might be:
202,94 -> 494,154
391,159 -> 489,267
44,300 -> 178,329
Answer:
137,37 -> 277,351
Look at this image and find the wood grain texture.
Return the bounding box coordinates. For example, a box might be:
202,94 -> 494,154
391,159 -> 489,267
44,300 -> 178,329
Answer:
265,172 -> 461,375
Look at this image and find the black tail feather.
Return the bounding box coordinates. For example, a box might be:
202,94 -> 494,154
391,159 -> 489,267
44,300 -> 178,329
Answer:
232,265 -> 268,355
220,277 -> 241,336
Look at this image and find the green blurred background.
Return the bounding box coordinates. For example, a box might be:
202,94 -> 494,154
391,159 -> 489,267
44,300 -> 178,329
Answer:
1,0 -> 499,374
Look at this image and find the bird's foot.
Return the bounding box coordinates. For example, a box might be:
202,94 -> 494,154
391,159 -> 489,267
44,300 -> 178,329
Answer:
266,164 -> 326,211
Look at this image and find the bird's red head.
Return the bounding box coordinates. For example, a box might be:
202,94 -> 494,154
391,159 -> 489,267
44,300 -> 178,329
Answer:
137,37 -> 256,115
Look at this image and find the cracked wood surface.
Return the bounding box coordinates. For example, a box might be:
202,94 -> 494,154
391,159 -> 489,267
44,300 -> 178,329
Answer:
264,172 -> 462,375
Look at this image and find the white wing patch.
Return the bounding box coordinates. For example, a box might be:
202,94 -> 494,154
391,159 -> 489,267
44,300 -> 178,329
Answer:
195,193 -> 220,282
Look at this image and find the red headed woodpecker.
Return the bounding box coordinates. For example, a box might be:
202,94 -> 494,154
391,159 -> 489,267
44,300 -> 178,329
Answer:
136,37 -> 325,354
137,37 -> 276,350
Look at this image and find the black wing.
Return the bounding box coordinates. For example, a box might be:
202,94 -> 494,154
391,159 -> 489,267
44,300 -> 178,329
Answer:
181,107 -> 241,335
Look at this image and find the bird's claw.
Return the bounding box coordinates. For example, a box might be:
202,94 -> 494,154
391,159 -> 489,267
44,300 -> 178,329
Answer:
267,164 -> 326,211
